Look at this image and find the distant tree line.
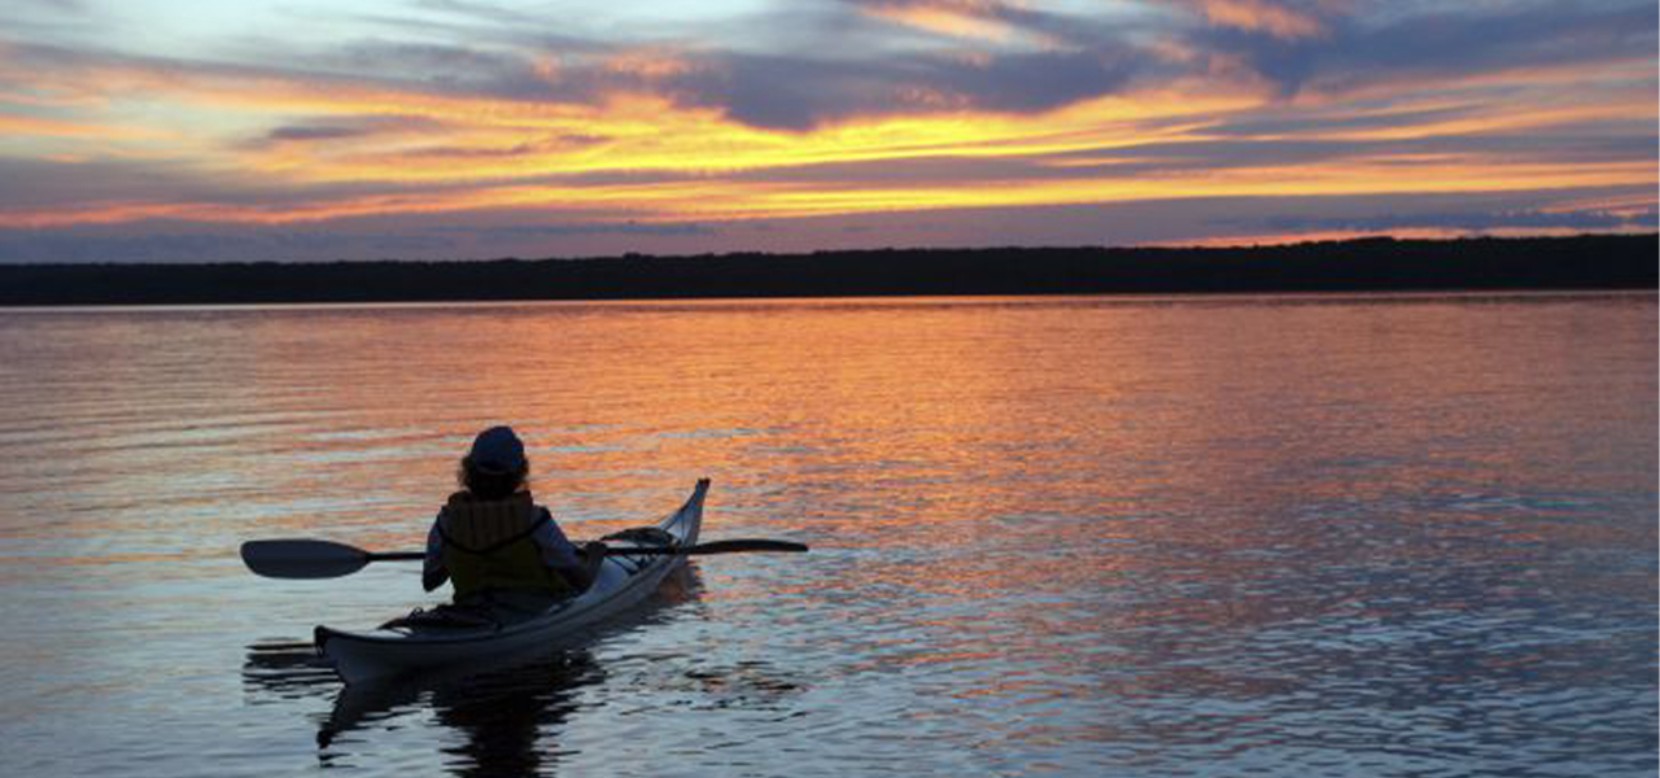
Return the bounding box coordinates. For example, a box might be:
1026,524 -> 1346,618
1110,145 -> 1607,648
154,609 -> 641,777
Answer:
0,234 -> 1653,306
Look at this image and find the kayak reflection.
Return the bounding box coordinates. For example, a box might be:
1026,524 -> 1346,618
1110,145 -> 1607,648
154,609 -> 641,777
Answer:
242,564 -> 704,776
243,640 -> 602,775
326,652 -> 603,776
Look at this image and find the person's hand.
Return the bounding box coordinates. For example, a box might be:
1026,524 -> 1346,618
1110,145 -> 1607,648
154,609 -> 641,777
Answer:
583,541 -> 609,560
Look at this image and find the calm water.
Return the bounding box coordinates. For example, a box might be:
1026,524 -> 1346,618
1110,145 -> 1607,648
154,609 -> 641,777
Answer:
0,293 -> 1653,777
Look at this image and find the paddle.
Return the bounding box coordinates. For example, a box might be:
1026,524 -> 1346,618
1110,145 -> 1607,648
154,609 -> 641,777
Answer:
240,537 -> 809,580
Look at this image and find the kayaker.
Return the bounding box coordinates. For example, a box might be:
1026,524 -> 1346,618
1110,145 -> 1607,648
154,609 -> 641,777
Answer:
421,426 -> 605,606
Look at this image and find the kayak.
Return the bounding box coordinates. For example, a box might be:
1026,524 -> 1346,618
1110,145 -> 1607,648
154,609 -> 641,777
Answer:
314,478 -> 707,684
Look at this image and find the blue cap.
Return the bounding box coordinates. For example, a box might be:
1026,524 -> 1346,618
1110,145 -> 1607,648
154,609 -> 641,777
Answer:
468,426 -> 526,473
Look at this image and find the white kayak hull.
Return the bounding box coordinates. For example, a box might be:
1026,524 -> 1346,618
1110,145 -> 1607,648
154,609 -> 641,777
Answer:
316,479 -> 707,684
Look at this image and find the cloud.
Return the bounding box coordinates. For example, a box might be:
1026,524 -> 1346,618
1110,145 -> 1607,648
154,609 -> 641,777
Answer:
243,21 -> 1155,131
6,186 -> 1647,263
656,46 -> 1147,130
0,156 -> 444,213
434,222 -> 716,238
841,0 -> 1071,47
266,125 -> 372,142
256,115 -> 451,146
1189,1 -> 1658,97
1177,0 -> 1334,40
0,158 -> 242,210
0,0 -> 1652,256
0,227 -> 459,263
4,0 -> 93,38
0,217 -> 718,263
6,2 -> 1650,129
1257,205 -> 1658,234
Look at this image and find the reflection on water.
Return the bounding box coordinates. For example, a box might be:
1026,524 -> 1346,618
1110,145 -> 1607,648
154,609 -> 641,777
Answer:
244,643 -> 602,776
241,566 -> 742,777
328,654 -> 599,776
1,293 -> 1655,776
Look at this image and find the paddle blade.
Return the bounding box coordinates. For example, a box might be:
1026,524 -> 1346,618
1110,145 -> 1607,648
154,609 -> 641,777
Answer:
241,539 -> 374,579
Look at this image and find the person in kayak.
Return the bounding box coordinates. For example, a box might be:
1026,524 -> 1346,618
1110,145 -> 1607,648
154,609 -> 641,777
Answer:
421,426 -> 605,606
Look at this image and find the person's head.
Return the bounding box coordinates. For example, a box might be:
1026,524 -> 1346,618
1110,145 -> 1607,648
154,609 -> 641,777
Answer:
458,425 -> 529,499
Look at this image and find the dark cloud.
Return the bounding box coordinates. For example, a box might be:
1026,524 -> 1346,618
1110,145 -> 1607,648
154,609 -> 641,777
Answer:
1193,1 -> 1658,96
254,115 -> 452,149
1261,207 -> 1657,233
1201,105 -> 1479,138
0,157 -> 407,211
266,125 -> 372,141
215,1 -> 1658,132
0,154 -> 691,216
433,222 -> 715,237
292,33 -> 1153,130
659,47 -> 1146,130
159,0 -> 1155,131
661,55 -> 897,130
0,219 -> 717,263
7,18 -> 1144,133
399,134 -> 607,159
0,228 -> 457,263
7,1 -> 1652,132
929,49 -> 1143,113
0,158 -> 236,210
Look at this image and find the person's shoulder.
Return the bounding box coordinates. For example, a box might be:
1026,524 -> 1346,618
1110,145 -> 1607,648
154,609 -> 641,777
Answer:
443,490 -> 475,507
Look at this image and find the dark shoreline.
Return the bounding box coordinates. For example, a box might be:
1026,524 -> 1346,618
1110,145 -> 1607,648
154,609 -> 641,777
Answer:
0,234 -> 1653,306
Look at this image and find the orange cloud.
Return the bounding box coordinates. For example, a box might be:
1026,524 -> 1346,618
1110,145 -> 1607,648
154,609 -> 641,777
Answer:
1188,0 -> 1328,39
1,18 -> 1652,243
17,146 -> 1642,230
860,1 -> 1047,45
601,48 -> 697,79
0,112 -> 162,140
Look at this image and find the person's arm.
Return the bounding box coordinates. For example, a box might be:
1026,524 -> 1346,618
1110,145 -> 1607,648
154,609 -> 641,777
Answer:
534,511 -> 605,591
571,540 -> 608,591
422,515 -> 448,592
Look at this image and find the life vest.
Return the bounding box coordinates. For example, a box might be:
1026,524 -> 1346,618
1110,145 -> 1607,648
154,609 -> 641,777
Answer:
436,491 -> 574,602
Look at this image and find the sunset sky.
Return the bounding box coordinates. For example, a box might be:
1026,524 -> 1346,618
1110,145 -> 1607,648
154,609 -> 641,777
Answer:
2,0 -> 1655,262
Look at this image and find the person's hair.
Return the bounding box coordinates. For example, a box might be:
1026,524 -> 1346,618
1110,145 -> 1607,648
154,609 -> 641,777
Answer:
457,455 -> 529,500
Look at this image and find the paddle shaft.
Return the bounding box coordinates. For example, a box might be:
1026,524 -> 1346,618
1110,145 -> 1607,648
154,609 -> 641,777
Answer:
366,551 -> 425,562
241,537 -> 807,579
371,539 -> 805,560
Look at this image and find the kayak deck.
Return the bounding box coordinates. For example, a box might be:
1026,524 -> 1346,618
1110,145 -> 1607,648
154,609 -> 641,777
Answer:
316,478 -> 707,684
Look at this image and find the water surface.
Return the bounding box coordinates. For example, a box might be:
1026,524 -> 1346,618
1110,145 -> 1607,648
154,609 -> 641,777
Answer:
0,293 -> 1653,776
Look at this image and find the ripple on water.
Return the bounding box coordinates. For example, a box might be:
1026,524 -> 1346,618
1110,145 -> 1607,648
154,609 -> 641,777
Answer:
0,296 -> 1654,777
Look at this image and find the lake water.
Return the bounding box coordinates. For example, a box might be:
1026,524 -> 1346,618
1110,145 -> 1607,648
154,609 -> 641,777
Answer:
0,293 -> 1653,777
